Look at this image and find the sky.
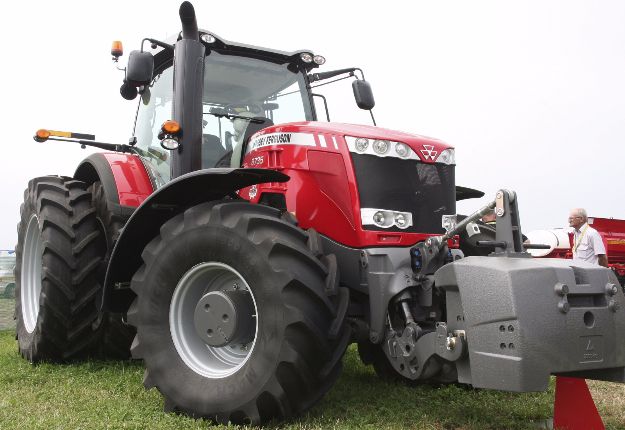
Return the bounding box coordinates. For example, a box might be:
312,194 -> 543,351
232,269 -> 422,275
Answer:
1,0 -> 624,249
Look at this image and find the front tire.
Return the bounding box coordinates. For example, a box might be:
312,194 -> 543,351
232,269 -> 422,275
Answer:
15,176 -> 105,362
127,200 -> 350,425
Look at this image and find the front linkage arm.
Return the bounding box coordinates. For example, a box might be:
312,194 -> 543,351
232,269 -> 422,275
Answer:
386,190 -> 529,381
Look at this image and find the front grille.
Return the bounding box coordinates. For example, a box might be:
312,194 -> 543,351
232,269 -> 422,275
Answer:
351,153 -> 456,234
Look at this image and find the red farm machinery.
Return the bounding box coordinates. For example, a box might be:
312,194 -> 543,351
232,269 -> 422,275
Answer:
526,217 -> 625,288
15,2 -> 625,425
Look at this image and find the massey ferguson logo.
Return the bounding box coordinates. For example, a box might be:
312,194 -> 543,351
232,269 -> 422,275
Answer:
420,145 -> 438,160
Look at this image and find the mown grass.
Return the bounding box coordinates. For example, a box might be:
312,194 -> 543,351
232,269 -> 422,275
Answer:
0,298 -> 14,330
0,317 -> 623,429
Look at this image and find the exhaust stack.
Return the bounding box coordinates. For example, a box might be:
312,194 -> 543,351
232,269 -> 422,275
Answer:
179,1 -> 199,40
171,1 -> 205,178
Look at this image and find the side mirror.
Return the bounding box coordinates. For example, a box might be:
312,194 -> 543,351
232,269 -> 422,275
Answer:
126,50 -> 154,87
352,79 -> 375,110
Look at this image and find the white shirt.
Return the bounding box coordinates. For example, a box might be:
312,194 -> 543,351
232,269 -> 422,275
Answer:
572,223 -> 606,265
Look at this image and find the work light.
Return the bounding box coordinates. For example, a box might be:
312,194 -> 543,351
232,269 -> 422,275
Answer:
372,140 -> 389,154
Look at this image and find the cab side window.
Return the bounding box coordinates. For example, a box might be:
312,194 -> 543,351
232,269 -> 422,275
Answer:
134,67 -> 174,188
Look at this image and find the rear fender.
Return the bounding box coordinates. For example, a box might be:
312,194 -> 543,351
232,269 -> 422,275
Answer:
74,153 -> 153,217
102,168 -> 289,312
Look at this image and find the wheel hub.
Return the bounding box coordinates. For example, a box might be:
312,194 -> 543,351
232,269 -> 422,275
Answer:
194,290 -> 255,347
169,262 -> 259,378
21,214 -> 43,334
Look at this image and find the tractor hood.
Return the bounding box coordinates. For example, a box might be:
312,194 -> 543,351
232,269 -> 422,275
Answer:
251,122 -> 454,163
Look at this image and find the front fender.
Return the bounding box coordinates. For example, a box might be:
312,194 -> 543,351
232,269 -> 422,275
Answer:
102,168 -> 289,312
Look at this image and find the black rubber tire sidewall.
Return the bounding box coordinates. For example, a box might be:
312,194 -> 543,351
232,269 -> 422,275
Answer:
138,225 -> 287,410
130,201 -> 349,424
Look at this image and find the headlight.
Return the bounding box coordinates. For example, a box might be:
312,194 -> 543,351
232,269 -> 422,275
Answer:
395,142 -> 409,158
160,137 -> 180,150
361,208 -> 413,229
372,140 -> 389,154
355,137 -> 369,152
373,211 -> 386,227
313,55 -> 326,65
300,53 -> 313,63
201,34 -> 216,44
436,148 -> 455,165
345,136 -> 418,160
394,213 -> 409,229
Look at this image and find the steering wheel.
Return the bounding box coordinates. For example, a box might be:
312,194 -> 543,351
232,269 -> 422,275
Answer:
213,150 -> 234,168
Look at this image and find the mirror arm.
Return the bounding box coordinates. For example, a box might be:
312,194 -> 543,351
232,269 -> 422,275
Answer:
309,74 -> 353,89
369,110 -> 377,126
141,38 -> 174,52
308,67 -> 356,83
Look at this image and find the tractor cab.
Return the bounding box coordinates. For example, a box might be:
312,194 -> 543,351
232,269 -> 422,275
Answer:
123,30 -> 373,187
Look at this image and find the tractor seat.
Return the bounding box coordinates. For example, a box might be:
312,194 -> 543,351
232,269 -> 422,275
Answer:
230,117 -> 274,167
202,133 -> 228,168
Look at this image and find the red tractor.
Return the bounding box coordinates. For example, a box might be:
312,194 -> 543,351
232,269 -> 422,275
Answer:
15,2 -> 625,425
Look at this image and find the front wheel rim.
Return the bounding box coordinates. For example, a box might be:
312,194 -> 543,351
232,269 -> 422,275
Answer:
21,214 -> 43,333
169,262 -> 258,378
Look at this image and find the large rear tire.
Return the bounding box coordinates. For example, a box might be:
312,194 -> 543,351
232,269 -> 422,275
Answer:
89,181 -> 135,359
127,200 -> 350,425
15,176 -> 105,362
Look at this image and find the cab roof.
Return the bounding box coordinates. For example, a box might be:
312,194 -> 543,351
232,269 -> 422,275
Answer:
151,29 -> 322,74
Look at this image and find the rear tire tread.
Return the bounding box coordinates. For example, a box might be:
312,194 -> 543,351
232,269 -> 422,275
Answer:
15,176 -> 105,362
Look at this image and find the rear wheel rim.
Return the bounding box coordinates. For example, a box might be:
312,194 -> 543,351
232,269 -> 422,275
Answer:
169,262 -> 258,378
21,214 -> 43,333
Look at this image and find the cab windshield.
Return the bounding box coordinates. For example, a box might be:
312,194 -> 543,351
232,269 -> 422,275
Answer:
201,51 -> 313,168
133,51 -> 313,186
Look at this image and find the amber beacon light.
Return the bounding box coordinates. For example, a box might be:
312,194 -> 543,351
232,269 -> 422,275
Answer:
159,120 -> 182,150
34,129 -> 51,142
111,41 -> 124,60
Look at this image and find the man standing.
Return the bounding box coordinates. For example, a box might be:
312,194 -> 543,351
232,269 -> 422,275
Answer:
568,208 -> 608,267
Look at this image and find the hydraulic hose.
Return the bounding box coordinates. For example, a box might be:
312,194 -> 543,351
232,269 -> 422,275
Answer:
438,200 -> 496,244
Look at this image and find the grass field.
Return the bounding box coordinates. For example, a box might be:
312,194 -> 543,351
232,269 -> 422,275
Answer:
0,298 -> 623,429
0,298 -> 14,331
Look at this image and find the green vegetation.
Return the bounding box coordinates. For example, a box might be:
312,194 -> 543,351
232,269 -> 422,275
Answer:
0,298 -> 14,331
0,312 -> 623,429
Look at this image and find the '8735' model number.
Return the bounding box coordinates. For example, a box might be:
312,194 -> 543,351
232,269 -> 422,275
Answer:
250,156 -> 264,166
